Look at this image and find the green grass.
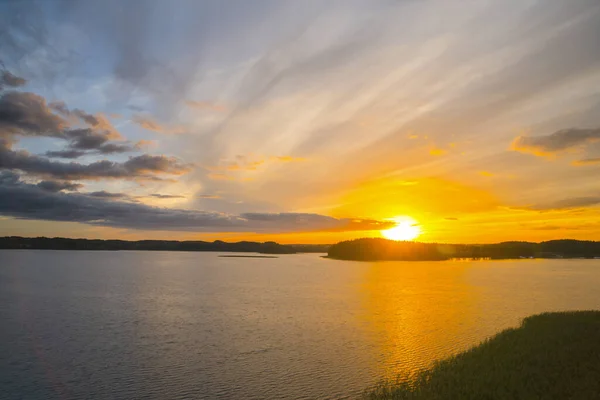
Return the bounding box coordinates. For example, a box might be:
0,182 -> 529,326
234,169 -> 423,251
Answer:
364,311 -> 600,400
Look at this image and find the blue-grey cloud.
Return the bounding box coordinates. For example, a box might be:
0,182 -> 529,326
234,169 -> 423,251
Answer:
45,149 -> 87,159
148,193 -> 185,199
37,179 -> 82,192
0,172 -> 392,232
0,70 -> 26,90
512,128 -> 600,156
0,142 -> 190,180
0,91 -> 132,155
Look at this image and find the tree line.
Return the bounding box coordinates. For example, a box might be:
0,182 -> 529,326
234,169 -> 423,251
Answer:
327,238 -> 600,261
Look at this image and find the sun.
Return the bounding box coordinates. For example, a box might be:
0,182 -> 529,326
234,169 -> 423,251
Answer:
381,216 -> 421,241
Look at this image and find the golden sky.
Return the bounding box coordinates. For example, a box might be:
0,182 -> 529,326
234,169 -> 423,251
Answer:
1,1 -> 600,243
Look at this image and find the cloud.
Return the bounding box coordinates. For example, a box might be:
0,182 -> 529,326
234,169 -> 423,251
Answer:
148,193 -> 185,199
0,70 -> 26,89
45,149 -> 87,159
429,148 -> 447,156
96,143 -> 134,154
0,82 -> 192,185
87,190 -> 129,199
0,170 -> 19,184
571,157 -> 600,166
132,115 -> 186,134
511,128 -> 600,156
270,156 -> 306,162
0,175 -> 393,233
0,91 -> 66,138
206,154 -> 302,178
64,128 -> 130,153
134,139 -> 156,149
0,143 -> 190,180
0,91 -> 134,156
185,100 -> 226,112
36,180 -> 82,192
207,172 -> 235,181
205,156 -> 267,180
238,212 -> 394,232
526,196 -> 600,211
223,160 -> 264,171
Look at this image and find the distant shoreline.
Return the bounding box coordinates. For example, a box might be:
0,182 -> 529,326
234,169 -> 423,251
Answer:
0,236 -> 330,255
5,236 -> 600,261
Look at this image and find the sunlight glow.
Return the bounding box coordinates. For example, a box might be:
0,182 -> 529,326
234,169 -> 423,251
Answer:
381,216 -> 421,241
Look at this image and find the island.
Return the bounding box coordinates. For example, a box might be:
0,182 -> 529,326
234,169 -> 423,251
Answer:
327,238 -> 600,261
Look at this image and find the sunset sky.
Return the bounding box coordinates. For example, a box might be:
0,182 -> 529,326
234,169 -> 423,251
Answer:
1,0 -> 600,243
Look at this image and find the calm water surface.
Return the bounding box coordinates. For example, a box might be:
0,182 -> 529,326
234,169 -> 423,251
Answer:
1,250 -> 600,399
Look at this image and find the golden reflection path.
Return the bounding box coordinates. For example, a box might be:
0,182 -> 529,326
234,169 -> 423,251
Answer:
359,260 -> 480,381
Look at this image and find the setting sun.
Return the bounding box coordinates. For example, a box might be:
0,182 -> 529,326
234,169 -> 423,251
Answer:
381,216 -> 421,241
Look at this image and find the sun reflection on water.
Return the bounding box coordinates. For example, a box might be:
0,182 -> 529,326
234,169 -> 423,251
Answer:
359,261 -> 480,381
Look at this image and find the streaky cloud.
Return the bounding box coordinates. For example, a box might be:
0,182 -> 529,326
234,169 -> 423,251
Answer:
512,128 -> 600,156
0,172 -> 393,233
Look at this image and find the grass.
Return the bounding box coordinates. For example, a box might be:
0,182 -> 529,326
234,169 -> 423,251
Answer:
364,311 -> 600,400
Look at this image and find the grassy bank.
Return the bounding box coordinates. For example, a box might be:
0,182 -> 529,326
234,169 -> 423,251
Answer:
364,311 -> 600,399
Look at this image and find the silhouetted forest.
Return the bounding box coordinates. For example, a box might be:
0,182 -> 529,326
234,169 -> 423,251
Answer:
0,236 -> 329,254
327,238 -> 600,261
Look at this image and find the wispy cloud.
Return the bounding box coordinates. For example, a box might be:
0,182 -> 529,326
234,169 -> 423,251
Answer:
571,157 -> 600,166
525,196 -> 600,211
0,172 -> 393,233
132,115 -> 186,135
511,128 -> 600,157
185,100 -> 226,112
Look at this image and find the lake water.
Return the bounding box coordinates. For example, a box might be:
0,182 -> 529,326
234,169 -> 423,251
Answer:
1,251 -> 600,400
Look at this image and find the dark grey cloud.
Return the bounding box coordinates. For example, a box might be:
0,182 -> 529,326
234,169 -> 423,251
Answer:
1,70 -> 26,89
0,175 -> 391,233
149,193 -> 185,199
45,149 -> 87,159
62,128 -> 133,154
49,101 -> 120,136
0,176 -> 238,230
37,180 -> 82,192
97,143 -> 132,154
48,100 -> 70,115
239,212 -> 393,232
0,91 -> 66,138
512,128 -> 600,156
528,196 -> 600,211
0,91 -> 132,156
0,84 -> 191,184
87,190 -> 129,199
0,142 -> 190,180
72,109 -> 101,126
65,128 -> 111,150
0,170 -> 20,184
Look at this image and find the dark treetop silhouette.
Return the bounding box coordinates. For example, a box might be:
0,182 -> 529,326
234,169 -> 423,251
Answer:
0,236 -> 330,254
327,238 -> 600,261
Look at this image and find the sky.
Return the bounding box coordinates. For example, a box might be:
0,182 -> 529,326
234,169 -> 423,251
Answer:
1,0 -> 600,244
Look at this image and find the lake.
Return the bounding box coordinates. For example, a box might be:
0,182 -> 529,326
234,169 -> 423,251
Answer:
1,251 -> 600,399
